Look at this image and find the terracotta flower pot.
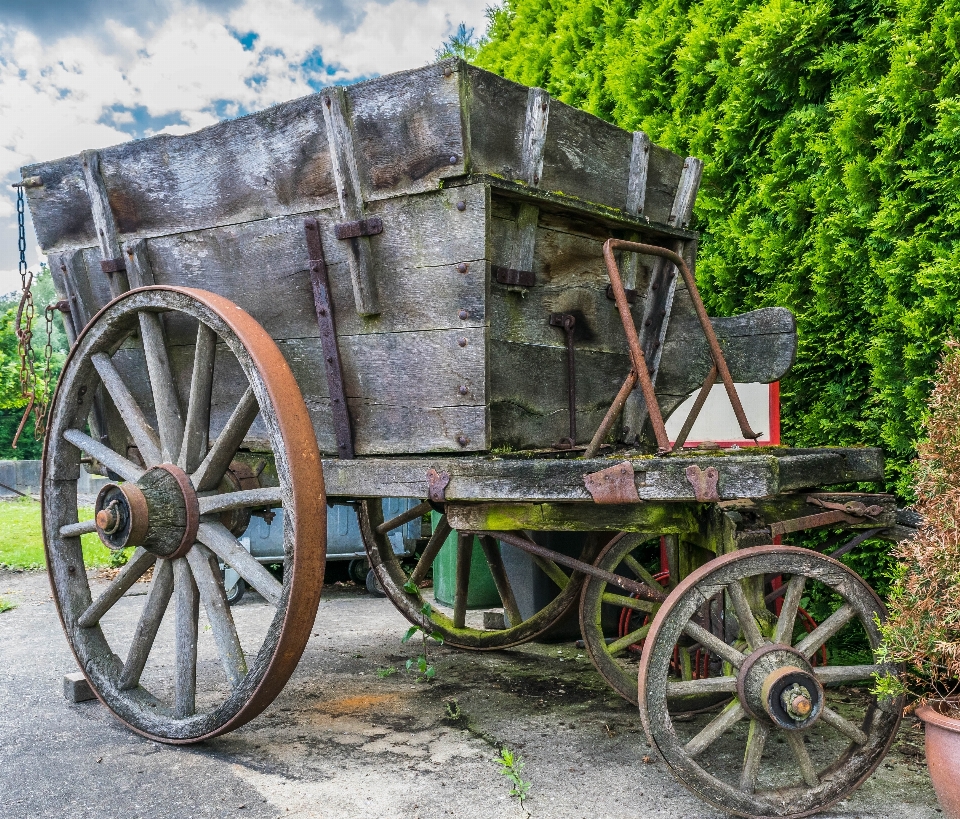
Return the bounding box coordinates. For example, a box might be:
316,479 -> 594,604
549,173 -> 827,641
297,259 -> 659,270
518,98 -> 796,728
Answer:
918,703 -> 960,818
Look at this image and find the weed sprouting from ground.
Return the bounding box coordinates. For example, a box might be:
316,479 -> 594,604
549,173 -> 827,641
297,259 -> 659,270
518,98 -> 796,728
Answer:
497,746 -> 531,808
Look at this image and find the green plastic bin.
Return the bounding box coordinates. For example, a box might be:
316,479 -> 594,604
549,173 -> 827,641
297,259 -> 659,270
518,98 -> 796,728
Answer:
431,511 -> 500,608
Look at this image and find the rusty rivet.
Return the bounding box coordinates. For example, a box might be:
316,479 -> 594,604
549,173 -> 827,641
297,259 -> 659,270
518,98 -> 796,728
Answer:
458,309 -> 469,319
458,337 -> 468,347
68,565 -> 76,574
325,97 -> 331,107
533,175 -> 540,185
318,307 -> 327,316
457,262 -> 468,274
458,385 -> 469,395
443,66 -> 453,77
542,102 -> 548,111
457,435 -> 469,447
456,200 -> 466,211
449,155 -> 458,164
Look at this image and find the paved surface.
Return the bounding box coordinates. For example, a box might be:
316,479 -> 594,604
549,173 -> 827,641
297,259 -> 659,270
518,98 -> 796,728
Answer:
0,568 -> 942,819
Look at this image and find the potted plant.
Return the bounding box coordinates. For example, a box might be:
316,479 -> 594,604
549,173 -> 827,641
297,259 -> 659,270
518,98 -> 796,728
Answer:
875,341 -> 960,817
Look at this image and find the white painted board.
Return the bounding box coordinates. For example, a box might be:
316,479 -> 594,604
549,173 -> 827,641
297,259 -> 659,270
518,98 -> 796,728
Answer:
664,382 -> 780,448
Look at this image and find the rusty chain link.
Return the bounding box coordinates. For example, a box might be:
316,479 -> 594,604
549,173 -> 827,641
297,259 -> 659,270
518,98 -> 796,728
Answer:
12,183 -> 54,447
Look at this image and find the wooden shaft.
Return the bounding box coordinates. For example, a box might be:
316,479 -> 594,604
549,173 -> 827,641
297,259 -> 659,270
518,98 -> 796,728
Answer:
453,532 -> 473,629
479,536 -> 523,627
409,516 -> 451,586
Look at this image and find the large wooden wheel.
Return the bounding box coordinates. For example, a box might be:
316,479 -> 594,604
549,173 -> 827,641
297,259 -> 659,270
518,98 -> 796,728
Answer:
638,546 -> 903,818
43,287 -> 325,743
358,500 -> 600,650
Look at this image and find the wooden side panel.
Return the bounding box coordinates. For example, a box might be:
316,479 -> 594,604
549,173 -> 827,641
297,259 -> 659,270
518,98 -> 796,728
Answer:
97,184 -> 490,456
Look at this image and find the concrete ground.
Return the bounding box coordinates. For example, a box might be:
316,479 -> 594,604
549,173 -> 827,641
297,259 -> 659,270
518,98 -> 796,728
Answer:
0,567 -> 942,819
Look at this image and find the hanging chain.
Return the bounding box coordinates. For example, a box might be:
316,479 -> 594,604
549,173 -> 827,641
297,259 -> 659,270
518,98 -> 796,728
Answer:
12,183 -> 54,446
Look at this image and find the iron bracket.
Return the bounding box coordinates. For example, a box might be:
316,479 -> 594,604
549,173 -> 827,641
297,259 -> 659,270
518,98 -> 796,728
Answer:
100,257 -> 126,274
685,464 -> 720,502
426,468 -> 451,504
492,265 -> 536,288
334,216 -> 383,240
584,461 -> 641,504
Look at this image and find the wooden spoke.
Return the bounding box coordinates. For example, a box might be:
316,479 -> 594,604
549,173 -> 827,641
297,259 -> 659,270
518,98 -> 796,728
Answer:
773,574 -> 806,644
531,553 -> 569,590
375,501 -> 432,535
794,603 -> 855,659
605,623 -> 651,656
186,544 -> 247,688
198,487 -> 282,516
666,676 -> 738,698
196,521 -> 282,606
621,552 -> 665,593
684,701 -> 745,758
60,519 -> 97,538
814,664 -> 885,685
820,706 -> 869,745
683,621 -> 747,669
453,532 -> 473,629
601,592 -> 656,613
739,720 -> 769,793
191,387 -> 259,491
479,536 -> 522,627
77,548 -> 157,628
119,558 -> 174,690
408,516 -> 451,586
173,558 -> 199,719
178,322 -> 217,473
727,580 -> 765,651
785,730 -> 820,787
91,352 -> 163,467
139,311 -> 184,463
63,428 -> 146,482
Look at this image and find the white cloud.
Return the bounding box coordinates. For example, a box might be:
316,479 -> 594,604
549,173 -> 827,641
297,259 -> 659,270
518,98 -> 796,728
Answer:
0,0 -> 490,275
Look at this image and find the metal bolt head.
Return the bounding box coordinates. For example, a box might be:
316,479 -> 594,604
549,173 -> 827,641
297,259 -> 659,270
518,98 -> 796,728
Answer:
457,337 -> 468,348
449,155 -> 458,164
457,435 -> 469,447
456,200 -> 466,211
458,309 -> 469,320
458,385 -> 469,395
443,66 -> 453,77
782,683 -> 813,720
456,262 -> 468,274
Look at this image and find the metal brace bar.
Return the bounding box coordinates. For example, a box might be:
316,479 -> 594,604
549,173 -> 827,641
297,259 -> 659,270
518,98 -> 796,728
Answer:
589,239 -> 761,456
304,218 -> 354,459
479,530 -> 667,603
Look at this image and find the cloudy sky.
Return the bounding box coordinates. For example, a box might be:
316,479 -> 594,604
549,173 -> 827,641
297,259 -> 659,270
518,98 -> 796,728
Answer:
0,0 -> 490,295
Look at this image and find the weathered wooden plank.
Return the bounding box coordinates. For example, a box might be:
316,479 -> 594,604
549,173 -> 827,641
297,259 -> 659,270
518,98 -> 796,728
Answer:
81,150 -> 130,297
540,99 -> 632,216
349,59 -> 466,199
626,132 -> 651,217
319,449 -> 882,502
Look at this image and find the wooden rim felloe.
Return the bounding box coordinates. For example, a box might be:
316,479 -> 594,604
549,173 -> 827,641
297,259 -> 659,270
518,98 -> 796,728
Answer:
42,287 -> 326,744
358,499 -> 599,650
637,546 -> 903,818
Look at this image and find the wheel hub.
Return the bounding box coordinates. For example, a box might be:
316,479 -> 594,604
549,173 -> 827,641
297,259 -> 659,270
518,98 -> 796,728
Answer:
94,464 -> 199,560
736,643 -> 824,730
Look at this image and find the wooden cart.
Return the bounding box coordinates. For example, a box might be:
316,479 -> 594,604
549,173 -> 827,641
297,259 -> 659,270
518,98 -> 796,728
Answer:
24,58 -> 913,818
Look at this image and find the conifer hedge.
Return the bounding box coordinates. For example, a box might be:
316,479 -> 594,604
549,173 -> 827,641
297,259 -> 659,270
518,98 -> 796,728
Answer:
476,0 -> 960,496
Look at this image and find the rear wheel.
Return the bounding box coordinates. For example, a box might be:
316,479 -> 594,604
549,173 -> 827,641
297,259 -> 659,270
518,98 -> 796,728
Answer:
358,499 -> 600,649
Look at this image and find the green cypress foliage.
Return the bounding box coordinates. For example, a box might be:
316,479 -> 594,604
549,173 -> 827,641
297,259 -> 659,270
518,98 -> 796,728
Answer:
476,0 -> 960,496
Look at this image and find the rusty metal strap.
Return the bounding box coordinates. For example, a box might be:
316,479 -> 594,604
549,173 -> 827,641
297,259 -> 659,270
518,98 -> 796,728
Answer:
100,257 -> 126,274
481,530 -> 666,603
584,461 -> 640,504
769,510 -> 858,538
334,216 -> 383,240
304,218 -> 354,459
492,265 -> 535,287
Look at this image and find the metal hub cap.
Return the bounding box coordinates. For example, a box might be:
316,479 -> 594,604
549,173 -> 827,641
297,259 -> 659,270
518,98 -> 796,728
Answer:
736,644 -> 824,730
94,464 -> 199,560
